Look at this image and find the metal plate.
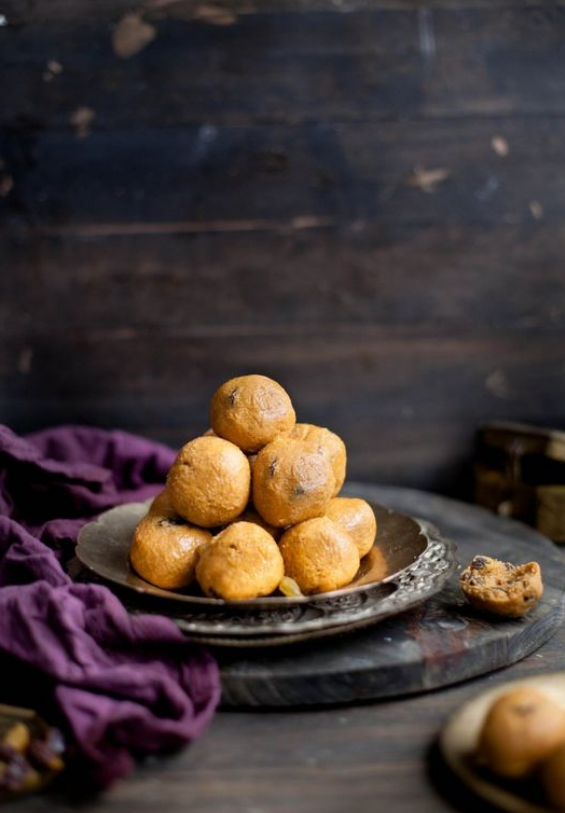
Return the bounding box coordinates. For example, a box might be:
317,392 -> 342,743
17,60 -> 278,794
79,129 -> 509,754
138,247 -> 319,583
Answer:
79,500 -> 436,607
76,500 -> 457,643
440,673 -> 565,813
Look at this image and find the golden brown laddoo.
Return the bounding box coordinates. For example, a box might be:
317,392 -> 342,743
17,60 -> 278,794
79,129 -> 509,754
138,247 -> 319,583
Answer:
279,517 -> 360,595
130,513 -> 212,590
209,374 -> 296,453
196,522 -> 284,600
148,489 -> 176,517
324,497 -> 377,558
541,742 -> 565,810
289,423 -> 347,496
460,556 -> 543,618
238,507 -> 281,541
167,436 -> 251,528
252,437 -> 335,527
477,687 -> 565,778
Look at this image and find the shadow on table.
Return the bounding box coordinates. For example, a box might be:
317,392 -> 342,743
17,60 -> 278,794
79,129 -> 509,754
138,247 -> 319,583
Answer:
427,740 -> 503,813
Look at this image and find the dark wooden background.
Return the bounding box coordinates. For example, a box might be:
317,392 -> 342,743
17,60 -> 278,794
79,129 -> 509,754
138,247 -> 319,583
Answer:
2,0 -> 565,496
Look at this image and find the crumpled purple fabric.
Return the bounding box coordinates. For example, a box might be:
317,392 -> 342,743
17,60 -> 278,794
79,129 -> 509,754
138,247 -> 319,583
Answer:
0,424 -> 221,790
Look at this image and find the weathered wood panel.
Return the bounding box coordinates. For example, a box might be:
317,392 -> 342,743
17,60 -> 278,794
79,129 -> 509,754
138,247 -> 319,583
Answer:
0,118 -> 558,230
3,8 -> 565,128
3,0 -> 560,25
1,329 -> 564,491
1,224 -> 564,333
1,0 -> 564,498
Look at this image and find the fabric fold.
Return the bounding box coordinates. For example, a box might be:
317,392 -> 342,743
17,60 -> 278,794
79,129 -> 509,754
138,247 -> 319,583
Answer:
0,425 -> 220,789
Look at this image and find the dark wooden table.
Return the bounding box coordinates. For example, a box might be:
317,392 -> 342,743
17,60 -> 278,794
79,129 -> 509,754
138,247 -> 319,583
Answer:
6,620 -> 563,813
6,519 -> 565,813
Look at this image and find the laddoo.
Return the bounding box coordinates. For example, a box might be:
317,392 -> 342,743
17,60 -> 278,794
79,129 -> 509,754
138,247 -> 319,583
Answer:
210,374 -> 296,452
289,423 -> 347,496
279,517 -> 360,594
324,497 -> 377,558
130,513 -> 212,590
148,489 -> 176,517
253,437 -> 335,527
477,686 -> 565,778
460,556 -> 543,618
541,742 -> 565,810
238,507 -> 281,541
167,436 -> 251,528
196,522 -> 284,600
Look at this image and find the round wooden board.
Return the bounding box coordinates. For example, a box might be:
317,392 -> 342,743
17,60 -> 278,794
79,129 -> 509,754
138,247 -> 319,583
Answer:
214,484 -> 565,707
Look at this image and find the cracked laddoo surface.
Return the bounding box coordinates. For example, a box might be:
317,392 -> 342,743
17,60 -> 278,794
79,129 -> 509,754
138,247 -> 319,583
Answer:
130,513 -> 212,589
279,517 -> 360,595
252,437 -> 335,527
460,555 -> 543,617
196,522 -> 284,600
167,436 -> 251,528
323,497 -> 377,558
210,374 -> 296,453
289,423 -> 347,496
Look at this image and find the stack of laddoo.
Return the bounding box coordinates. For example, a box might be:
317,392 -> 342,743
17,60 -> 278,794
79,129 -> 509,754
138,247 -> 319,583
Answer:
130,374 -> 377,600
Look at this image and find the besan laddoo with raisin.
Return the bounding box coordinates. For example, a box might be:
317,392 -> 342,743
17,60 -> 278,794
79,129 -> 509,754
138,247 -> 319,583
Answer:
279,517 -> 360,594
252,437 -> 335,527
196,522 -> 284,600
289,423 -> 347,496
210,374 -> 296,452
130,513 -> 212,590
167,436 -> 251,528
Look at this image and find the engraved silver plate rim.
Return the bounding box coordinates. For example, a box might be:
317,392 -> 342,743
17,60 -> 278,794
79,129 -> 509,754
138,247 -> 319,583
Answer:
76,500 -> 452,610
76,499 -> 458,640
153,526 -> 457,638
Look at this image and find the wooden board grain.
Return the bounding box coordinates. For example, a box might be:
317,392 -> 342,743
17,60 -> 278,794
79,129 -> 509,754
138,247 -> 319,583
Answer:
199,485 -> 565,705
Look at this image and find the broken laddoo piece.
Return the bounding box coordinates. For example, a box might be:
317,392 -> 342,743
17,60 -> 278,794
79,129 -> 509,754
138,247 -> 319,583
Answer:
279,517 -> 360,595
196,522 -> 284,600
167,436 -> 251,528
252,437 -> 335,527
459,555 -> 543,618
210,374 -> 296,453
477,686 -> 565,778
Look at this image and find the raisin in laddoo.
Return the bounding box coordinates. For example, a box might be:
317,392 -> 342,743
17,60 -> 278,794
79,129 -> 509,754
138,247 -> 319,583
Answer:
460,556 -> 543,618
289,423 -> 347,496
210,374 -> 296,453
477,687 -> 565,778
196,522 -> 284,600
167,436 -> 250,528
253,437 -> 335,527
324,497 -> 377,558
279,517 -> 360,595
130,513 -> 212,590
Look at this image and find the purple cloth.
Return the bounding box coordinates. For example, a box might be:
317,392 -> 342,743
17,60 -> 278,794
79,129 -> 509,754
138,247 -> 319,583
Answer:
0,425 -> 220,789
